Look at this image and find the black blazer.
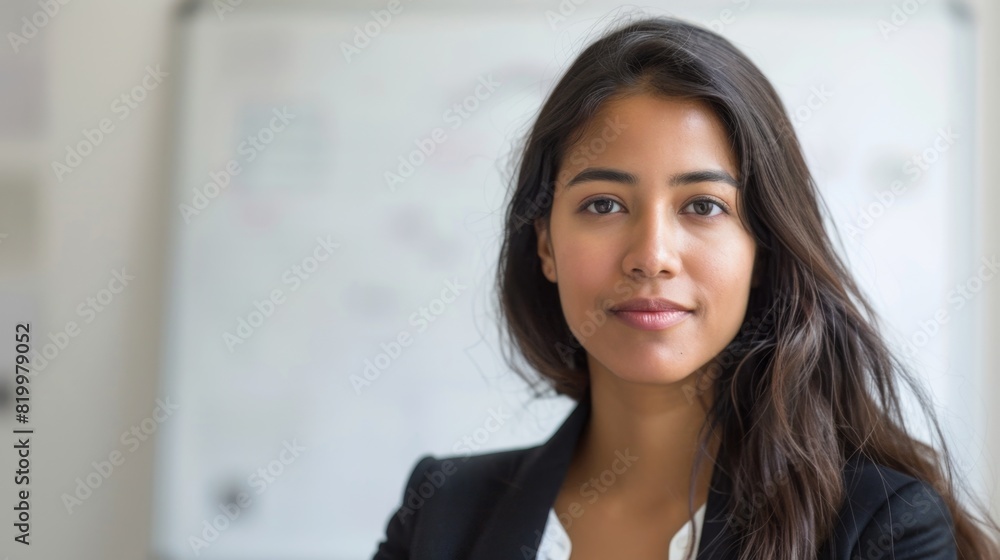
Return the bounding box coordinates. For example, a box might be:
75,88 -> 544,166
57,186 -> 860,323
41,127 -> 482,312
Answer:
373,389 -> 957,559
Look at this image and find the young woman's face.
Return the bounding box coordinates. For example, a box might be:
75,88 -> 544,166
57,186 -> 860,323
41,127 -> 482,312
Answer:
535,93 -> 757,388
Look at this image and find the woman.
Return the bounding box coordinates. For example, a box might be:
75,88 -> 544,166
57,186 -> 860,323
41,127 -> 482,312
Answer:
373,14 -> 1000,560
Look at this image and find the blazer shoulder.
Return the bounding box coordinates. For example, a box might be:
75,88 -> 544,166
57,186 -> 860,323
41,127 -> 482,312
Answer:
372,454 -> 438,559
422,442 -> 545,496
371,445 -> 542,559
829,456 -> 957,559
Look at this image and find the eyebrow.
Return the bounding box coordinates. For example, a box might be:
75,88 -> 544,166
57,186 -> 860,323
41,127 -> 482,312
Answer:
564,167 -> 740,190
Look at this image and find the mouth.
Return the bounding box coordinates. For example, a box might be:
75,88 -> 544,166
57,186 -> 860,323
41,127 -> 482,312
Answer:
608,296 -> 692,313
610,309 -> 692,331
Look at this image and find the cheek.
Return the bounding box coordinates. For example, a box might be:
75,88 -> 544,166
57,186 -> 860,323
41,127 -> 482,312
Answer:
690,226 -> 755,280
553,238 -> 614,314
700,252 -> 753,289
691,237 -> 756,322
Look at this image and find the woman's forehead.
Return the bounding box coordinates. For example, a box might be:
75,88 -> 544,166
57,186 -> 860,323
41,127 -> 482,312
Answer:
558,94 -> 738,184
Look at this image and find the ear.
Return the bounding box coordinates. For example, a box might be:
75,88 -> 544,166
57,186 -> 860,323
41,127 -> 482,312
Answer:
535,218 -> 557,283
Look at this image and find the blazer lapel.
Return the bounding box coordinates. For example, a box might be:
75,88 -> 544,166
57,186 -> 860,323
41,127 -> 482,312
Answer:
467,388 -> 740,560
467,390 -> 592,559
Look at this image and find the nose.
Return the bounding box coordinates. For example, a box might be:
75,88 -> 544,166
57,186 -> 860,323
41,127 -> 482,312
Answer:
621,205 -> 683,279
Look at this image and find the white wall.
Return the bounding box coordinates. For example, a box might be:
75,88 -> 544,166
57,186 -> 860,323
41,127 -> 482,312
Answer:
28,1 -> 178,558
977,0 -> 1000,533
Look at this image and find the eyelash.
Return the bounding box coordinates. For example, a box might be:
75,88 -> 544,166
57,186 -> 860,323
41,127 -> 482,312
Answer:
577,196 -> 731,218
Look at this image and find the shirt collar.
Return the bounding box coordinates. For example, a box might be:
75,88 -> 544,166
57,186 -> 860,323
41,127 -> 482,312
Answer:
467,386 -> 740,559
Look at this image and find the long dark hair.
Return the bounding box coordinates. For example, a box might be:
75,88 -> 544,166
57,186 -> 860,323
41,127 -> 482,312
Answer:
494,12 -> 1000,560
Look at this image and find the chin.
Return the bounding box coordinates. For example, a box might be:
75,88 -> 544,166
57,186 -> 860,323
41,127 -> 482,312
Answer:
611,369 -> 696,386
599,357 -> 701,386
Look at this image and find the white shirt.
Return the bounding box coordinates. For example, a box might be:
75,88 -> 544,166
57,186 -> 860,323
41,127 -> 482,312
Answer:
536,501 -> 707,560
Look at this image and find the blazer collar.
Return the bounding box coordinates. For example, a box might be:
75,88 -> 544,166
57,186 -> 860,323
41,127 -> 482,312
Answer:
469,387 -> 739,559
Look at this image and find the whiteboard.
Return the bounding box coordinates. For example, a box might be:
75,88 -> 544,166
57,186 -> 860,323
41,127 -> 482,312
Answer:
149,1 -> 981,558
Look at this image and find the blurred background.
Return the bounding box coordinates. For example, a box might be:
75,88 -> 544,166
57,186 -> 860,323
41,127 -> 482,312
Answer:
0,0 -> 998,558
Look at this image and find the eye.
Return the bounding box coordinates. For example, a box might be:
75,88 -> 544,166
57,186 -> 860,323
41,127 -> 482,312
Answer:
578,196 -> 731,218
579,197 -> 624,215
683,197 -> 729,218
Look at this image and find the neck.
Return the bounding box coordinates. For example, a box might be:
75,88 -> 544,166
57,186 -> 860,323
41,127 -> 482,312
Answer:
570,363 -> 720,513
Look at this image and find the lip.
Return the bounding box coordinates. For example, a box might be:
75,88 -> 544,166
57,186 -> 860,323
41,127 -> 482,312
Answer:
611,309 -> 691,331
609,297 -> 692,313
608,297 -> 693,331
